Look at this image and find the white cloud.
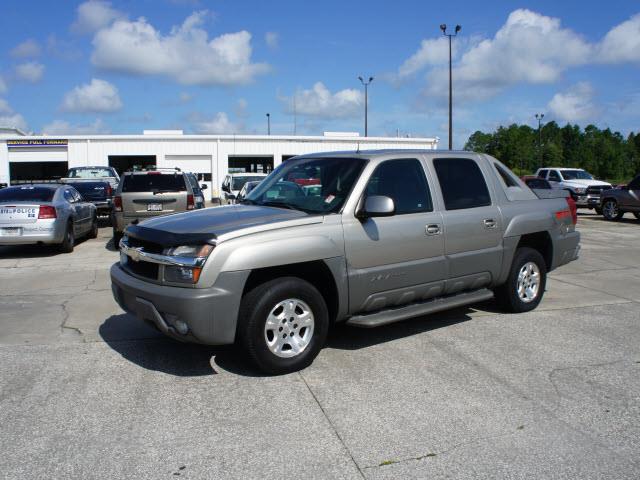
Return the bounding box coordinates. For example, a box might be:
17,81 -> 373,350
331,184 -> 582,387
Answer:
61,78 -> 123,113
14,62 -> 45,83
597,13 -> 640,63
179,92 -> 193,103
10,39 -> 41,58
42,118 -> 110,135
396,37 -> 456,79
0,99 -> 27,131
265,31 -> 279,50
191,112 -> 240,134
547,82 -> 600,122
71,0 -> 125,34
282,82 -> 363,118
91,11 -> 269,86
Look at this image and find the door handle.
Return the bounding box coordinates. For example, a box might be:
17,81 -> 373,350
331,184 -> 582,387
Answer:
426,224 -> 441,235
483,218 -> 497,229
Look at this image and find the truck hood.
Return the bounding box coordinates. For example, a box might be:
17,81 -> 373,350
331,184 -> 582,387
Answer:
126,204 -> 322,246
562,179 -> 611,187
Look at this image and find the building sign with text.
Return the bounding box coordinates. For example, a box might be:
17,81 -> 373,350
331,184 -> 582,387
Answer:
7,139 -> 68,147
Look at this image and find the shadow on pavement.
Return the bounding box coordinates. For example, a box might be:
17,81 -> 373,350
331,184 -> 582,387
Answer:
99,314 -> 263,377
327,305 -> 476,350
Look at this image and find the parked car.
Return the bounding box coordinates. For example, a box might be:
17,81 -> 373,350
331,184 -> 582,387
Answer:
600,174 -> 640,221
62,166 -> 120,190
111,151 -> 580,374
111,168 -> 204,243
0,184 -> 97,252
235,180 -> 262,203
535,167 -> 611,211
63,180 -> 113,217
221,173 -> 267,204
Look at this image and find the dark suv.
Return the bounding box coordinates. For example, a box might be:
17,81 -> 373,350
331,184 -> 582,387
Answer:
600,175 -> 640,221
112,168 -> 206,242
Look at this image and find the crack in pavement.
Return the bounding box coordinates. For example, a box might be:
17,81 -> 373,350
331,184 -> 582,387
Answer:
298,371 -> 366,480
548,276 -> 640,304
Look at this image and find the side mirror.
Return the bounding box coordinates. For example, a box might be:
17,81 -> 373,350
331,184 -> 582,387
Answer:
200,184 -> 208,190
357,195 -> 395,219
226,193 -> 236,200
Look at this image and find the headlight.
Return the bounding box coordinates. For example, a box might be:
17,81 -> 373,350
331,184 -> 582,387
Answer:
162,244 -> 214,284
574,188 -> 586,194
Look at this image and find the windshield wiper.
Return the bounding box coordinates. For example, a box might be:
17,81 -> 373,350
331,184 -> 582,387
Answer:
151,189 -> 180,195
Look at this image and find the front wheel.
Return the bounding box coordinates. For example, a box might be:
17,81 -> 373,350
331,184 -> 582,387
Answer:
494,247 -> 547,313
602,199 -> 623,221
238,277 -> 329,375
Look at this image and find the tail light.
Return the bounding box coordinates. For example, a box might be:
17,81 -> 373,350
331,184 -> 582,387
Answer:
565,197 -> 578,225
38,205 -> 57,219
187,194 -> 195,210
105,184 -> 113,197
114,195 -> 123,212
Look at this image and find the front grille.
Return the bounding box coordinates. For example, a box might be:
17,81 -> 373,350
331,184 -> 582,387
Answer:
124,258 -> 159,280
587,185 -> 609,195
127,236 -> 164,254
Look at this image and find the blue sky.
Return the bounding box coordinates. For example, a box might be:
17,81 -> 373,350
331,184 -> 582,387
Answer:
0,0 -> 638,147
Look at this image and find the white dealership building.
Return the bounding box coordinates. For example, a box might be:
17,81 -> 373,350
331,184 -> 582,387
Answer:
0,129 -> 438,198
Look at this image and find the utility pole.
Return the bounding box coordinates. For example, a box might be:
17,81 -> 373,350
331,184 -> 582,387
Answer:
266,113 -> 271,135
358,76 -> 374,137
535,113 -> 545,168
440,23 -> 461,150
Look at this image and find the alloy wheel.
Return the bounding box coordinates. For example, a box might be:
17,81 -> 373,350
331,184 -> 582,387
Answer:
264,298 -> 314,358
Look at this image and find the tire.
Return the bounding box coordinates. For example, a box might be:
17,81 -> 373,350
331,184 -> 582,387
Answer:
59,221 -> 75,253
494,247 -> 547,313
238,277 -> 329,375
602,199 -> 623,221
112,227 -> 122,247
88,215 -> 98,239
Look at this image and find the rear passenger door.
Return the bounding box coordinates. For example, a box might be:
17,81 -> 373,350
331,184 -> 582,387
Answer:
343,158 -> 446,314
430,157 -> 503,292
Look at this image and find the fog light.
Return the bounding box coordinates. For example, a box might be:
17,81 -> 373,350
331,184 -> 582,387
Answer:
174,319 -> 189,335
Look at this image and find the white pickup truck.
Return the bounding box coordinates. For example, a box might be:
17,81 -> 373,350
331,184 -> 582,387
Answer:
534,167 -> 611,211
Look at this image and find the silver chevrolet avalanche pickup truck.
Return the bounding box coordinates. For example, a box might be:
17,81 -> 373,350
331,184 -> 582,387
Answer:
111,150 -> 580,374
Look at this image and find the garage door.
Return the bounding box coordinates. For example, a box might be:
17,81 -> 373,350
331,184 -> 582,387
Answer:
165,155 -> 213,195
8,147 -> 69,184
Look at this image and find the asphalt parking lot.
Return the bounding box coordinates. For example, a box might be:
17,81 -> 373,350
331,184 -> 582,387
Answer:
1,213 -> 639,479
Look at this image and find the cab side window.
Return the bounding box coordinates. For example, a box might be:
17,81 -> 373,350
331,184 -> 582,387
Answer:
434,158 -> 491,210
548,170 -> 561,182
537,169 -> 548,179
366,159 -> 432,214
64,189 -> 76,203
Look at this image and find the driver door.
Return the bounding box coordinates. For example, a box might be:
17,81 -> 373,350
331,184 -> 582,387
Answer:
342,158 -> 446,314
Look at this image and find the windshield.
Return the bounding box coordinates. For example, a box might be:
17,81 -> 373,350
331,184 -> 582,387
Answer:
122,174 -> 186,193
232,175 -> 265,190
561,170 -> 593,180
0,186 -> 56,202
245,157 -> 366,214
68,168 -> 114,179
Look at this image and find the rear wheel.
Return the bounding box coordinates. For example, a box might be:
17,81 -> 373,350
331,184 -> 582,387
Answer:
238,277 -> 329,375
59,221 -> 75,253
88,215 -> 98,239
494,247 -> 547,313
602,199 -> 623,221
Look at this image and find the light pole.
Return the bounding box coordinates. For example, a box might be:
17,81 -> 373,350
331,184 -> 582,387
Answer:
266,113 -> 271,135
440,23 -> 461,150
535,113 -> 544,168
358,76 -> 374,137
